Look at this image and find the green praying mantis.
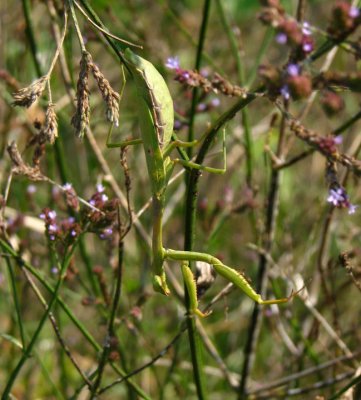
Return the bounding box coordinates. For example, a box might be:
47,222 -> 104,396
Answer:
107,48 -> 294,317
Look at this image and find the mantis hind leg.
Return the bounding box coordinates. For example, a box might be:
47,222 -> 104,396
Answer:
181,261 -> 211,318
164,248 -> 298,308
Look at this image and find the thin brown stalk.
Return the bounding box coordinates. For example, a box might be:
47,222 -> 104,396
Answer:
238,103 -> 288,398
21,267 -> 92,388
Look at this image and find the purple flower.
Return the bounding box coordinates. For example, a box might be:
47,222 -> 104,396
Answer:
96,183 -> 105,193
48,223 -> 58,232
197,103 -> 207,112
27,185 -> 37,194
181,71 -> 190,79
100,227 -> 113,240
303,42 -> 313,53
101,194 -> 108,202
280,85 -> 290,100
349,6 -> 360,18
165,56 -> 180,70
48,210 -> 57,220
62,183 -> 72,191
200,68 -> 209,77
210,98 -> 221,107
51,266 -> 59,274
49,234 -> 56,241
70,229 -> 77,237
174,120 -> 182,130
326,187 -> 356,214
276,32 -> 287,44
302,22 -> 312,36
286,64 -> 300,77
39,213 -> 46,220
327,188 -> 346,206
333,135 -> 343,145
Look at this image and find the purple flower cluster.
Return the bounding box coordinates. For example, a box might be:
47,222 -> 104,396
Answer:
328,2 -> 361,37
275,19 -> 314,58
62,182 -> 80,211
280,63 -> 312,100
40,208 -> 81,242
84,184 -> 118,241
327,186 -> 357,214
165,56 -> 190,82
318,135 -> 343,154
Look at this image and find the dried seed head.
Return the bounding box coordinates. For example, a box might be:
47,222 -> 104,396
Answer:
89,60 -> 120,127
40,103 -> 58,144
7,141 -> 46,181
71,51 -> 91,138
12,75 -> 47,108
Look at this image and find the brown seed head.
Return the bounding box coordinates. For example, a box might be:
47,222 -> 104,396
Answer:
89,60 -> 120,127
12,75 -> 47,108
71,51 -> 91,138
40,103 -> 58,144
7,141 -> 46,181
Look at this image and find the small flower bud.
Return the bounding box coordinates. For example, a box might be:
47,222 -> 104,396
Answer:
321,91 -> 345,116
286,74 -> 312,100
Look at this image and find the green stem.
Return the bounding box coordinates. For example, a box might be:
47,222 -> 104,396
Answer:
5,256 -> 26,349
182,90 -> 259,399
329,373 -> 361,400
238,103 -> 288,399
0,239 -> 151,400
187,0 -> 211,154
22,0 -> 42,76
214,0 -> 257,197
90,237 -> 126,397
157,0 -> 224,74
184,2 -> 212,398
2,241 -> 77,399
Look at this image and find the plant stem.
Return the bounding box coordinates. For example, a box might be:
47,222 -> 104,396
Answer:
21,0 -> 42,77
215,0 -> 254,186
187,0 -> 211,154
238,103 -> 288,399
5,256 -> 26,348
0,239 -> 151,400
184,88 -> 258,399
184,1 -> 212,398
2,241 -> 77,399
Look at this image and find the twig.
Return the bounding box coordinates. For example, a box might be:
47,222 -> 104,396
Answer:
248,350 -> 361,395
21,267 -> 92,388
238,101 -> 288,398
73,0 -> 142,48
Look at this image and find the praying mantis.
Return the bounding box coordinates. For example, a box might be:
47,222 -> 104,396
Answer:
108,48 -> 293,317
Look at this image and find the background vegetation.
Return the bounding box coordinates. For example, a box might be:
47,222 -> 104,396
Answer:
0,0 -> 360,399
